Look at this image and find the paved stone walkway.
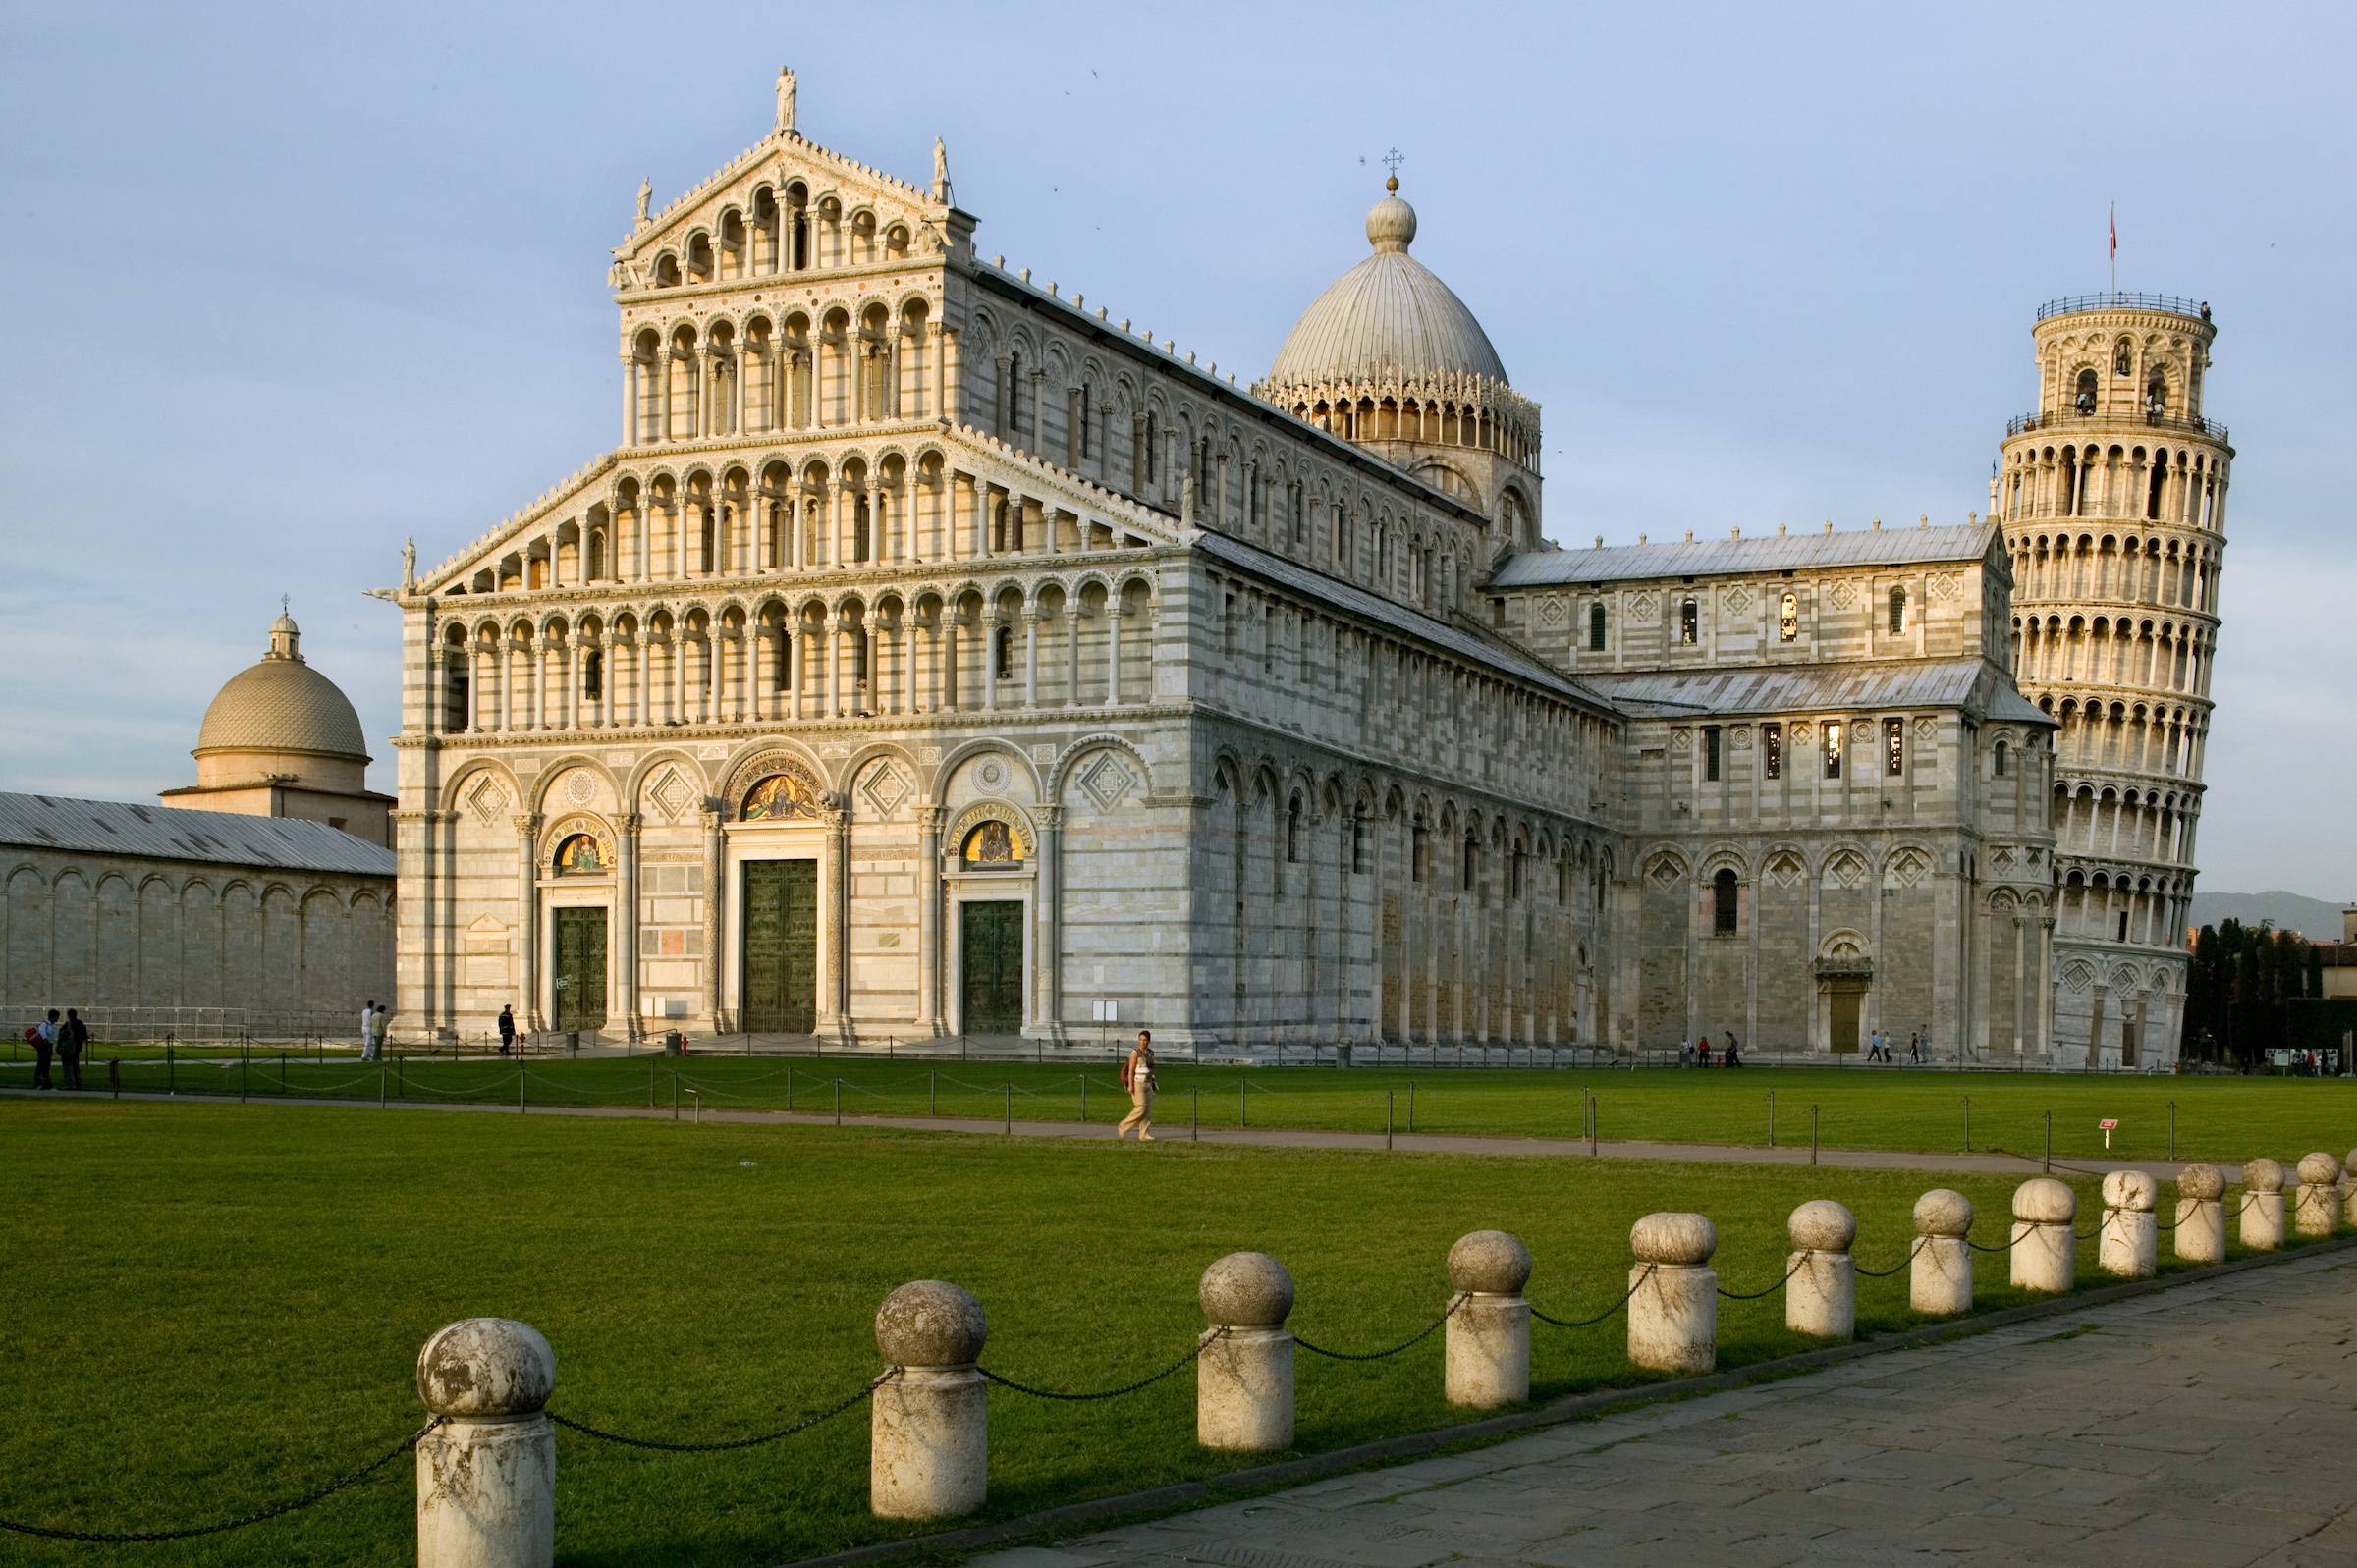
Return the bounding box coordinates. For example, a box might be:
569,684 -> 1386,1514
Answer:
989,1249 -> 2357,1568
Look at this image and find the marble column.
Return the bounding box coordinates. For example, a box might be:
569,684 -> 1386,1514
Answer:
916,805 -> 944,1033
826,801 -> 851,1039
1036,805 -> 1063,1039
515,813 -> 543,1034
618,813 -> 642,1042
1105,602 -> 1124,705
701,808 -> 725,1028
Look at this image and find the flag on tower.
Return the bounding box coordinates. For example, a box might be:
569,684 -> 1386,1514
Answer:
2110,204 -> 2117,260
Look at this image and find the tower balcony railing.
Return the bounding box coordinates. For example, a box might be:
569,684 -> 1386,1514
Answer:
2036,292 -> 2209,322
2006,407 -> 2229,443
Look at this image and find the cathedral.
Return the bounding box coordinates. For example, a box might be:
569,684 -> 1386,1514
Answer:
389,73 -> 2226,1066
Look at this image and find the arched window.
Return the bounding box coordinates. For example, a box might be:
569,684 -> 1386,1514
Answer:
1410,817 -> 1429,883
993,624 -> 1013,679
583,649 -> 603,701
1588,602 -> 1607,651
1679,598 -> 1698,645
1462,835 -> 1479,892
552,834 -> 605,876
1779,591 -> 1798,643
586,530 -> 605,580
1510,845 -> 1526,901
1823,720 -> 1843,779
1993,738 -> 2009,777
1713,868 -> 1738,934
1286,795 -> 1302,864
2114,337 -> 2134,375
2075,369 -> 2099,414
2145,370 -> 2167,419
1350,808 -> 1368,874
1889,585 -> 1907,635
698,508 -> 716,573
960,820 -> 1022,869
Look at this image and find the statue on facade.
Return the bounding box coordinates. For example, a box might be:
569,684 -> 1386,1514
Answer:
402,537 -> 416,594
776,66 -> 797,135
932,136 -> 953,204
634,177 -> 651,227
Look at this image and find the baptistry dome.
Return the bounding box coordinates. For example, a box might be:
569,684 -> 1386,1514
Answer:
195,612 -> 370,767
1266,179 -> 1509,389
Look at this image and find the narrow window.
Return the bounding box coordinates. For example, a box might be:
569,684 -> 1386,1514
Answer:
1351,810 -> 1368,874
1144,410 -> 1159,481
445,665 -> 469,730
1292,487 -> 1306,545
1703,725 -> 1722,783
1713,868 -> 1738,935
1462,836 -> 1478,893
2113,337 -> 2134,375
1824,721 -> 1843,779
1079,385 -> 1092,459
1888,585 -> 1907,635
2145,370 -> 2166,419
2075,368 -> 2098,414
1223,592 -> 1238,655
1679,598 -> 1699,645
1262,604 -> 1276,676
1885,717 -> 1905,775
587,531 -> 605,580
791,211 -> 808,270
1410,821 -> 1429,882
993,624 -> 1012,679
1287,796 -> 1302,863
1510,848 -> 1525,901
1763,722 -> 1782,780
1780,591 -> 1798,643
1993,738 -> 2009,777
852,631 -> 869,682
1589,602 -> 1607,651
2116,910 -> 2130,942
583,649 -> 604,700
1004,351 -> 1020,436
699,508 -> 716,573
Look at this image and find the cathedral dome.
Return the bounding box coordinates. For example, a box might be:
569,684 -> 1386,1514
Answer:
1266,181 -> 1508,389
194,613 -> 370,763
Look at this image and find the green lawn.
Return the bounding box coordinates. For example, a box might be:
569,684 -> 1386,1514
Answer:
0,1099 -> 2333,1567
10,1052 -> 2356,1164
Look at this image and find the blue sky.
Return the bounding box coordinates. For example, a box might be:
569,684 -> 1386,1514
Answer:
2,1 -> 2349,897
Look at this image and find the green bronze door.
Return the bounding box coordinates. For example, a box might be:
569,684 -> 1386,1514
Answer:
959,901 -> 1025,1034
742,859 -> 818,1032
552,907 -> 608,1030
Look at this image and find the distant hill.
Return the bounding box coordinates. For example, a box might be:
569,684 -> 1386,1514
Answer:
2188,890 -> 2352,942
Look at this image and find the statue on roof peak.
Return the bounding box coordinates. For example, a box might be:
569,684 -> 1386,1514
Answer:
777,66 -> 797,135
634,177 -> 651,228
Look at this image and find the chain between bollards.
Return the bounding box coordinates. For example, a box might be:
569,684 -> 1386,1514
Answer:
979,1328 -> 1228,1400
0,1418 -> 444,1543
547,1370 -> 899,1452
1716,1252 -> 1812,1301
1531,1263 -> 1655,1328
1293,1295 -> 1465,1361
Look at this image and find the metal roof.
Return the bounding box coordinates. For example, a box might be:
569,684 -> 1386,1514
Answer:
0,793 -> 396,877
1193,533 -> 1613,711
1488,524 -> 1999,588
1573,660 -> 2053,727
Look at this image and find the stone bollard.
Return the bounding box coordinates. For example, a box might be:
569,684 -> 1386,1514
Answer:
1911,1189 -> 1973,1315
1445,1230 -> 1531,1408
415,1318 -> 556,1568
871,1281 -> 988,1520
2342,1150 -> 2357,1227
2009,1177 -> 2075,1293
2098,1170 -> 2159,1278
2241,1159 -> 2286,1251
1628,1213 -> 1717,1374
1785,1200 -> 1856,1340
1197,1252 -> 1294,1451
2174,1163 -> 2226,1264
2294,1153 -> 2340,1237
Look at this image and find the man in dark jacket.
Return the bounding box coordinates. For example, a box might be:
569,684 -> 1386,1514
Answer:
497,1005 -> 518,1056
31,1010 -> 57,1089
58,1008 -> 87,1090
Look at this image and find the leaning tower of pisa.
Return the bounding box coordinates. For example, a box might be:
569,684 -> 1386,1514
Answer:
1994,294 -> 2229,1068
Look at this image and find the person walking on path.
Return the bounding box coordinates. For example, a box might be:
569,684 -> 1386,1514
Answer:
1117,1030 -> 1157,1141
31,1009 -> 57,1089
58,1009 -> 86,1090
497,1005 -> 517,1056
1723,1030 -> 1741,1068
359,1001 -> 382,1062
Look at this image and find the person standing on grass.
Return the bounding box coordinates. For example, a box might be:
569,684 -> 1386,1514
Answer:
32,1009 -> 57,1089
1696,1035 -> 1712,1068
58,1009 -> 86,1090
1118,1029 -> 1157,1140
497,1004 -> 517,1056
359,1001 -> 378,1062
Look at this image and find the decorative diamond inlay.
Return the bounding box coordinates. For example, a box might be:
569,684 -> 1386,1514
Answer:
649,769 -> 692,821
862,764 -> 909,818
1077,753 -> 1135,812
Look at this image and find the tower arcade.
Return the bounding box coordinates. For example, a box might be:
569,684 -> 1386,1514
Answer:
1994,295 -> 2228,1066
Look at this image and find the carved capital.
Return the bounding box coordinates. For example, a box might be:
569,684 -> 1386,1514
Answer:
511,812 -> 543,837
